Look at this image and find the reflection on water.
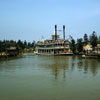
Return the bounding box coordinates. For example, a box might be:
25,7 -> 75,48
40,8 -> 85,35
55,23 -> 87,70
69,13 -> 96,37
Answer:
38,56 -> 70,79
37,55 -> 100,78
0,54 -> 100,100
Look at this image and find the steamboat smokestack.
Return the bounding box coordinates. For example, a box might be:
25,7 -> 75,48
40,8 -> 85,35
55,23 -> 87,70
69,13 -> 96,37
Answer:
63,25 -> 65,40
55,25 -> 57,40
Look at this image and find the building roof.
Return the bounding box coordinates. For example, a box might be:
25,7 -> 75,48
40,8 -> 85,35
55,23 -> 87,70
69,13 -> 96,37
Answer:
7,47 -> 16,50
83,44 -> 93,51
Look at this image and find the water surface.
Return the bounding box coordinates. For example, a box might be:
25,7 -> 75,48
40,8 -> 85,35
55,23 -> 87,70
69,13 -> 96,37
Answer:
0,54 -> 100,100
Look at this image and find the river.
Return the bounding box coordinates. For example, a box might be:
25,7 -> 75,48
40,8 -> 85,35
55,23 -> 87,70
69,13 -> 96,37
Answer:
0,54 -> 100,100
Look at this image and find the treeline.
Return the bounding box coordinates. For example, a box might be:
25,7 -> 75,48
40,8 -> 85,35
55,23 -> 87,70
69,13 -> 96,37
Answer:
70,31 -> 100,54
0,40 -> 35,53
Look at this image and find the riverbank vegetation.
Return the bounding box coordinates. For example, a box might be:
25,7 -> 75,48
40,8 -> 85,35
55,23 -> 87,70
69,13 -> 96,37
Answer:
0,40 -> 35,57
0,31 -> 100,57
70,31 -> 100,54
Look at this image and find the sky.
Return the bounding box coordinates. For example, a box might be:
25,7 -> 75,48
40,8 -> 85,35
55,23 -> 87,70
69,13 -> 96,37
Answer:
0,0 -> 100,42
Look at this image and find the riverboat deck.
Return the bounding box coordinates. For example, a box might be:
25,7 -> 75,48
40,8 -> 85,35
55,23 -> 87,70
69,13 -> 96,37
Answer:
35,25 -> 73,56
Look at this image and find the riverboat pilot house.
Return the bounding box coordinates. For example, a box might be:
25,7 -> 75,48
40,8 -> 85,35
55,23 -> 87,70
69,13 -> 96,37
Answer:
35,25 -> 73,55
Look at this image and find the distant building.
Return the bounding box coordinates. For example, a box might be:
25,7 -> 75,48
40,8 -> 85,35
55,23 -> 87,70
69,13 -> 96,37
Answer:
7,47 -> 19,56
94,40 -> 100,54
83,43 -> 93,53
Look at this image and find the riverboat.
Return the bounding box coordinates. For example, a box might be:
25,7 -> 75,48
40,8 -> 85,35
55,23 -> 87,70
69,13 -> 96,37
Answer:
35,25 -> 73,55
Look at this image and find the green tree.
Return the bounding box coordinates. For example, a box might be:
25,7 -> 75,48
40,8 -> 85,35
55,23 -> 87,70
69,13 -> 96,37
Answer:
90,31 -> 97,48
24,40 -> 27,48
16,40 -> 24,52
27,42 -> 31,48
9,40 -> 16,47
2,40 -> 6,52
0,40 -> 3,52
84,33 -> 88,45
77,38 -> 83,52
70,36 -> 76,53
31,41 -> 35,47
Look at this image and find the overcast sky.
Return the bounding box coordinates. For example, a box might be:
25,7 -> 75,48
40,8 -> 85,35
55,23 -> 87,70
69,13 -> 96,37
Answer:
0,0 -> 100,42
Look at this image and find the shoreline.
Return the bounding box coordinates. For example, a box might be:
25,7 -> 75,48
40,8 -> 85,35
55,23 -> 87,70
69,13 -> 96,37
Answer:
0,52 -> 100,61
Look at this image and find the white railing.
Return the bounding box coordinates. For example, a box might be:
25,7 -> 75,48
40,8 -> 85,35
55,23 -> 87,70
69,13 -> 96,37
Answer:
36,46 -> 69,49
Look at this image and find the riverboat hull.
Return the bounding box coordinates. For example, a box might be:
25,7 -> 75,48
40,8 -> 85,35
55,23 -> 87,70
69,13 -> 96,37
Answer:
35,52 -> 73,56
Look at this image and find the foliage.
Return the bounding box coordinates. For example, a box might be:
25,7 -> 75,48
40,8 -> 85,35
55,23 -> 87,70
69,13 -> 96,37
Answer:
77,38 -> 83,52
70,36 -> 76,53
89,31 -> 97,48
83,33 -> 88,45
0,40 -> 35,53
0,31 -> 99,54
